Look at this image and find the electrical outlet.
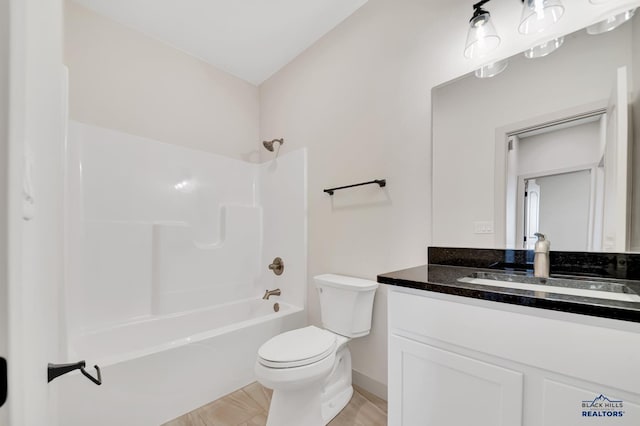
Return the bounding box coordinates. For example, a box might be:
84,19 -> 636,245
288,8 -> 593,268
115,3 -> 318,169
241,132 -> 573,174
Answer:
474,221 -> 494,234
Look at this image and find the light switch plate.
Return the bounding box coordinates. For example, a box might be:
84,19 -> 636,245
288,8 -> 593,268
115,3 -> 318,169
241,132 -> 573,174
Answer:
474,221 -> 494,234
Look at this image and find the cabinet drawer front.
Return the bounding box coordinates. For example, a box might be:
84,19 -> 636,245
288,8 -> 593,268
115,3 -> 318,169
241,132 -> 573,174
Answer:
389,335 -> 523,426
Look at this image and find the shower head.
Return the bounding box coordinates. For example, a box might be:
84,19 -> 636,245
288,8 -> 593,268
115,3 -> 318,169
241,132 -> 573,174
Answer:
263,138 -> 284,152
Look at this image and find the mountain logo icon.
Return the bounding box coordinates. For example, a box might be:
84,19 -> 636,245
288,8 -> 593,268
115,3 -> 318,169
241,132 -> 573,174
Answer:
582,394 -> 623,408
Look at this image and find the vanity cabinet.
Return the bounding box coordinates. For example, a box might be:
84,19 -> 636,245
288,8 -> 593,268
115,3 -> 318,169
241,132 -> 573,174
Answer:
388,289 -> 640,426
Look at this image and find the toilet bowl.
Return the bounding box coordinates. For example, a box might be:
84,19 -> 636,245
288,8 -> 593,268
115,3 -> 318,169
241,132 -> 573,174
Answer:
255,274 -> 378,426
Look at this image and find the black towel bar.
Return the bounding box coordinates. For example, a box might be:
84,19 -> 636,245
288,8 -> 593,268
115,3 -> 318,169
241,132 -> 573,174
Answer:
323,179 -> 386,195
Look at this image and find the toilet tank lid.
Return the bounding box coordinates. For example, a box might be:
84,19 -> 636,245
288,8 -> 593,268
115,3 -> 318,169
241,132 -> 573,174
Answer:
314,274 -> 379,292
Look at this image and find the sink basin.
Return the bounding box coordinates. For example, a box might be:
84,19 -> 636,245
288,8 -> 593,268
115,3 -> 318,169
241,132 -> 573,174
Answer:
457,271 -> 640,303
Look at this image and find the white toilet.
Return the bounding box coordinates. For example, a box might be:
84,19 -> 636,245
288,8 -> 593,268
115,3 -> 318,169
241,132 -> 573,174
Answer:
255,274 -> 378,426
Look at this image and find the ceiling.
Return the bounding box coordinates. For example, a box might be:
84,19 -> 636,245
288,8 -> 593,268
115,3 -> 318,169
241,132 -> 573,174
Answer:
72,0 -> 369,85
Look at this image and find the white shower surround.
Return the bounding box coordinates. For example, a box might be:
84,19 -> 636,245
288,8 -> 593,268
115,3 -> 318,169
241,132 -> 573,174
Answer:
59,121 -> 307,425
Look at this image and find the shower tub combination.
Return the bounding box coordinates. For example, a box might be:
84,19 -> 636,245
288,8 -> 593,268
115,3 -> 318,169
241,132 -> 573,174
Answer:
58,122 -> 307,425
59,299 -> 304,425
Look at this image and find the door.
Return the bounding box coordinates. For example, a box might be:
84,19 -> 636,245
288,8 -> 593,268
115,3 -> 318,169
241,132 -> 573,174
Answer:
389,335 -> 524,426
6,0 -> 65,425
1,0 -> 9,423
536,170 -> 592,251
601,66 -> 630,251
523,179 -> 540,249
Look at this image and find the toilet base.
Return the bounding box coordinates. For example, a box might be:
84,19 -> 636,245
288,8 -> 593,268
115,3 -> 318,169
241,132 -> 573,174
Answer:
263,345 -> 353,426
321,385 -> 353,424
265,385 -> 354,426
319,344 -> 353,423
266,383 -> 325,426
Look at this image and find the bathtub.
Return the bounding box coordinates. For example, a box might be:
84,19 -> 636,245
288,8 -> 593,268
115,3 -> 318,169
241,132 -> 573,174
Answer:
57,298 -> 305,426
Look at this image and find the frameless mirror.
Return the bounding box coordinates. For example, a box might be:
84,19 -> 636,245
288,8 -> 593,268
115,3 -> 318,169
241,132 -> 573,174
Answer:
432,9 -> 640,252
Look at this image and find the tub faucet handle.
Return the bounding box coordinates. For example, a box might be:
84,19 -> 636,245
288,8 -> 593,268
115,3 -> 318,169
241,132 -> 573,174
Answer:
263,288 -> 281,300
268,257 -> 284,275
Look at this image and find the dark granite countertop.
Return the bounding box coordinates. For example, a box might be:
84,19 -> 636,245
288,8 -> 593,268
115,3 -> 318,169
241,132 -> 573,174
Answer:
378,248 -> 640,323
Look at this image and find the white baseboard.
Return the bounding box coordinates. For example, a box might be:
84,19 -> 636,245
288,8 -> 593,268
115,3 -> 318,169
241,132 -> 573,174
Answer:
352,369 -> 387,401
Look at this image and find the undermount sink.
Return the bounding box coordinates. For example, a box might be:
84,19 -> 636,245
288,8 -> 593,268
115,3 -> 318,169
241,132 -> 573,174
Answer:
457,271 -> 640,303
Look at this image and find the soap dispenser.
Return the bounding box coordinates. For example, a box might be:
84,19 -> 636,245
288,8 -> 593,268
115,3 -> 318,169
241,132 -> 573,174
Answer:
534,232 -> 550,278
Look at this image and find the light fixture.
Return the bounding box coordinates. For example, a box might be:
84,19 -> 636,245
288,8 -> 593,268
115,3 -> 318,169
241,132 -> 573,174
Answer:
518,0 -> 565,34
586,9 -> 636,35
464,0 -> 501,59
475,59 -> 509,78
524,36 -> 564,58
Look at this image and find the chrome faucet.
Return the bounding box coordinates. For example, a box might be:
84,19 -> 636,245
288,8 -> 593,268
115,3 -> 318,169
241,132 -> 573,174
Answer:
533,233 -> 550,278
262,288 -> 281,300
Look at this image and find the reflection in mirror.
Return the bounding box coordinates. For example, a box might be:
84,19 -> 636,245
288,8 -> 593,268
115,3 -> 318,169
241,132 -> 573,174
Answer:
432,9 -> 640,253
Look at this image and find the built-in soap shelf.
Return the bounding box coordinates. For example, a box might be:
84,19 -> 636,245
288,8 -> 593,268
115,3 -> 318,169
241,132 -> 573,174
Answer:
80,204 -> 262,317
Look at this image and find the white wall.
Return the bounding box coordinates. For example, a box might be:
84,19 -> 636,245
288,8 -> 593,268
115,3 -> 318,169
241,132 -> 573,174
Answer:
517,121 -> 601,176
632,12 -> 640,251
0,0 -> 8,422
433,26 -> 632,249
64,1 -> 260,162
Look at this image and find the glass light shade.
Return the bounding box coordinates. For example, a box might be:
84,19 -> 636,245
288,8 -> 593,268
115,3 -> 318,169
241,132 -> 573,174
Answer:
589,0 -> 613,3
464,12 -> 501,59
474,59 -> 509,78
524,36 -> 564,58
586,9 -> 636,35
518,0 -> 565,34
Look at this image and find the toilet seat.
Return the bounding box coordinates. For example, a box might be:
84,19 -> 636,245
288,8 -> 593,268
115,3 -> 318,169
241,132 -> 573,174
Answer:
258,326 -> 337,369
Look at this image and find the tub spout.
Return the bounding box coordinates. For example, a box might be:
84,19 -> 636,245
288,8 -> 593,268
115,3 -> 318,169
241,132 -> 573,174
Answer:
263,289 -> 281,300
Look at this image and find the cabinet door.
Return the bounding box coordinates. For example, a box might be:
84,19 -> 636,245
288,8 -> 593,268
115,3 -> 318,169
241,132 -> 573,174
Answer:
542,379 -> 639,426
389,335 -> 523,426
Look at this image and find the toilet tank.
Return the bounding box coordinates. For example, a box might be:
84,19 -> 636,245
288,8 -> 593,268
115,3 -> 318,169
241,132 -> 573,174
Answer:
314,274 -> 378,338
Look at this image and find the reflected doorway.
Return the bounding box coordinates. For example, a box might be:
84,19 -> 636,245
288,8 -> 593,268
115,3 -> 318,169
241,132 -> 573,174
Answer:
523,170 -> 594,250
507,113 -> 606,251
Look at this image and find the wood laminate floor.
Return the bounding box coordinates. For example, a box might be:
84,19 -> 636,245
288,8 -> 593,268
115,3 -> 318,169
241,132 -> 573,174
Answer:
163,382 -> 387,426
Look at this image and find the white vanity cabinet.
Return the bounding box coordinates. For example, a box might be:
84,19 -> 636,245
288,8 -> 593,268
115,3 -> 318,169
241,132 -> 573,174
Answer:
388,289 -> 640,426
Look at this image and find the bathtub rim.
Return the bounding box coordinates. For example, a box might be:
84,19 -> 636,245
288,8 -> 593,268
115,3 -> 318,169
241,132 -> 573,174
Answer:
67,298 -> 303,368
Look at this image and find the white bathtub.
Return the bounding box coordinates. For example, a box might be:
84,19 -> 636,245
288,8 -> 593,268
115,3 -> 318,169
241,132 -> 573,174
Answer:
57,299 -> 305,426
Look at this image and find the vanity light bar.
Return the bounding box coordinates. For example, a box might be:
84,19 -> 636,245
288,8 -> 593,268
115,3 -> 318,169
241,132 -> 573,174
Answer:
467,0 -> 630,78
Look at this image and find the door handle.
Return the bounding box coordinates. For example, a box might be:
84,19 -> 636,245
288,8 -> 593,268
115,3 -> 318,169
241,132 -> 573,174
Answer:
0,357 -> 6,407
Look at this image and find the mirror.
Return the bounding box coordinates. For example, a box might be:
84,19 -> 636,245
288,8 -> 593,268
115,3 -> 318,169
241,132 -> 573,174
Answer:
432,9 -> 640,252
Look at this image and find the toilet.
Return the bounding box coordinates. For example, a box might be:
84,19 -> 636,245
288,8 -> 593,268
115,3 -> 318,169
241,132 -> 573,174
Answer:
255,274 -> 378,426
